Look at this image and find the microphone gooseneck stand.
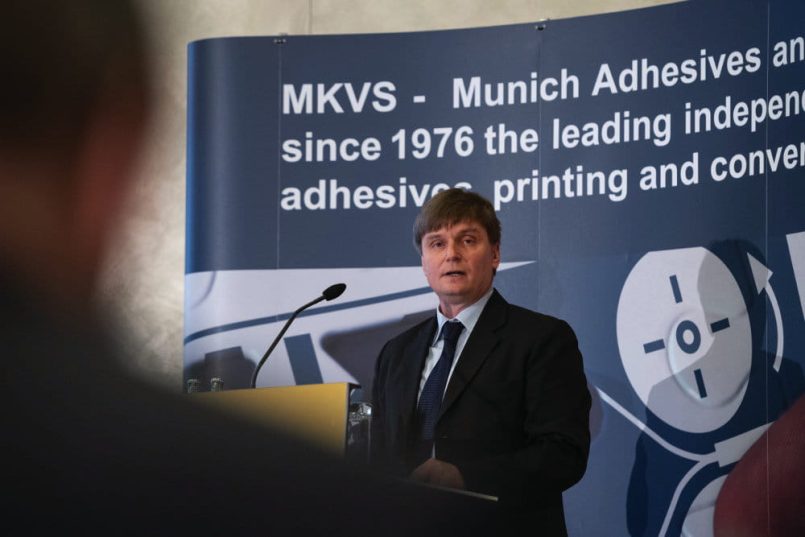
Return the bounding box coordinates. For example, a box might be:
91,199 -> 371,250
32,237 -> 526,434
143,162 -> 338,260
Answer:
249,283 -> 346,389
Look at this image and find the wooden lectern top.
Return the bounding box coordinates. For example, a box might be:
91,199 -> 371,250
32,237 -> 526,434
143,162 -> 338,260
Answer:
190,382 -> 353,456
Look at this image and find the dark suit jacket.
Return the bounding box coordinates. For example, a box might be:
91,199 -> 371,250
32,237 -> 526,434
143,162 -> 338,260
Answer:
371,289 -> 591,535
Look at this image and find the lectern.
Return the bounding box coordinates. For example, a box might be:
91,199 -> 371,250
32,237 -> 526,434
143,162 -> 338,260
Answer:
189,382 -> 360,456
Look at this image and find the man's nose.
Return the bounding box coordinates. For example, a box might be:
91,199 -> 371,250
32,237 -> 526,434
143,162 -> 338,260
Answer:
445,240 -> 462,259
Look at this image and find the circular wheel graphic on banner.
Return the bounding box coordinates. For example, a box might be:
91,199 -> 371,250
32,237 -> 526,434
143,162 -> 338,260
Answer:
616,247 -> 751,433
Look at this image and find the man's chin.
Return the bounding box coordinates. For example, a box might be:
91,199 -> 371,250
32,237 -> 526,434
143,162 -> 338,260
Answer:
436,285 -> 468,296
436,288 -> 475,305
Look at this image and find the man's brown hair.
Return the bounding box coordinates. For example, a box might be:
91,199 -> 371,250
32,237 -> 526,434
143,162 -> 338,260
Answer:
413,188 -> 501,255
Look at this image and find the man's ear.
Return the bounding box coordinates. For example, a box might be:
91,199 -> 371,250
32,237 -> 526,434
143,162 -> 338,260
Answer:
492,242 -> 501,268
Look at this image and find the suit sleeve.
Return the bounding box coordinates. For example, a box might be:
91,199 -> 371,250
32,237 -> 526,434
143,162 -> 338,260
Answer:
369,341 -> 390,469
457,319 -> 591,500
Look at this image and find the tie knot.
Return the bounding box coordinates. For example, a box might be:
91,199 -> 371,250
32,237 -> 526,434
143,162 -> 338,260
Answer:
441,321 -> 464,345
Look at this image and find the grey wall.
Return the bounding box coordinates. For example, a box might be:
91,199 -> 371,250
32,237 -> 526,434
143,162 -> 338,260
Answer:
100,0 -> 682,390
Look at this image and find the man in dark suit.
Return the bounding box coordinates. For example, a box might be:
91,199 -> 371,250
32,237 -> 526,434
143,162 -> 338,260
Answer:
372,188 -> 591,535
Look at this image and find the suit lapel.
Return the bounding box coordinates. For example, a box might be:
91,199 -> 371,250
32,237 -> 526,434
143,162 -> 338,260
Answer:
395,317 -> 437,443
439,289 -> 507,418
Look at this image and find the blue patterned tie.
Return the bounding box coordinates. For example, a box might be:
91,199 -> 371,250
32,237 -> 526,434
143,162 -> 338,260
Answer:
416,321 -> 464,449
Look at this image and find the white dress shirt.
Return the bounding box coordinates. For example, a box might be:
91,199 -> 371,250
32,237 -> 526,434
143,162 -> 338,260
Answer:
416,285 -> 495,403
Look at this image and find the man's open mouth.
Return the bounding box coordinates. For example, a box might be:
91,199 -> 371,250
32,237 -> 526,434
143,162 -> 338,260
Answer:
443,271 -> 465,277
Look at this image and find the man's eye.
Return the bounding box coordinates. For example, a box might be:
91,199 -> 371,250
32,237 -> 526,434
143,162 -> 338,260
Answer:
430,241 -> 444,248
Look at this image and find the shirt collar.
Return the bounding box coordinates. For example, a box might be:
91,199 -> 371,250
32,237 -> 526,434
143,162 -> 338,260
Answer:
434,286 -> 495,343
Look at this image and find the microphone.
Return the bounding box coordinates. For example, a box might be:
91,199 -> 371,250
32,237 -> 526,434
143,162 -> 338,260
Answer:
322,282 -> 346,301
250,283 -> 347,388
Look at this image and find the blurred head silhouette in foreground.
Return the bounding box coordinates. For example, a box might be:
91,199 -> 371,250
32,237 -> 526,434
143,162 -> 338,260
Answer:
0,2 -> 499,535
0,1 -> 149,314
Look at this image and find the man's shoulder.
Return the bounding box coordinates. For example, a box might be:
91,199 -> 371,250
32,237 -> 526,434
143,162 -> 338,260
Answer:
506,301 -> 562,324
383,315 -> 435,349
493,291 -> 576,336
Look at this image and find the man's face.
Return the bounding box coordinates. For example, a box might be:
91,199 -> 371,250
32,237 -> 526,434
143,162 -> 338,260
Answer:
421,220 -> 500,313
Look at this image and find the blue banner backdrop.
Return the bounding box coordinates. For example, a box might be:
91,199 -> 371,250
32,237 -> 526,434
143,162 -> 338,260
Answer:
185,1 -> 805,535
